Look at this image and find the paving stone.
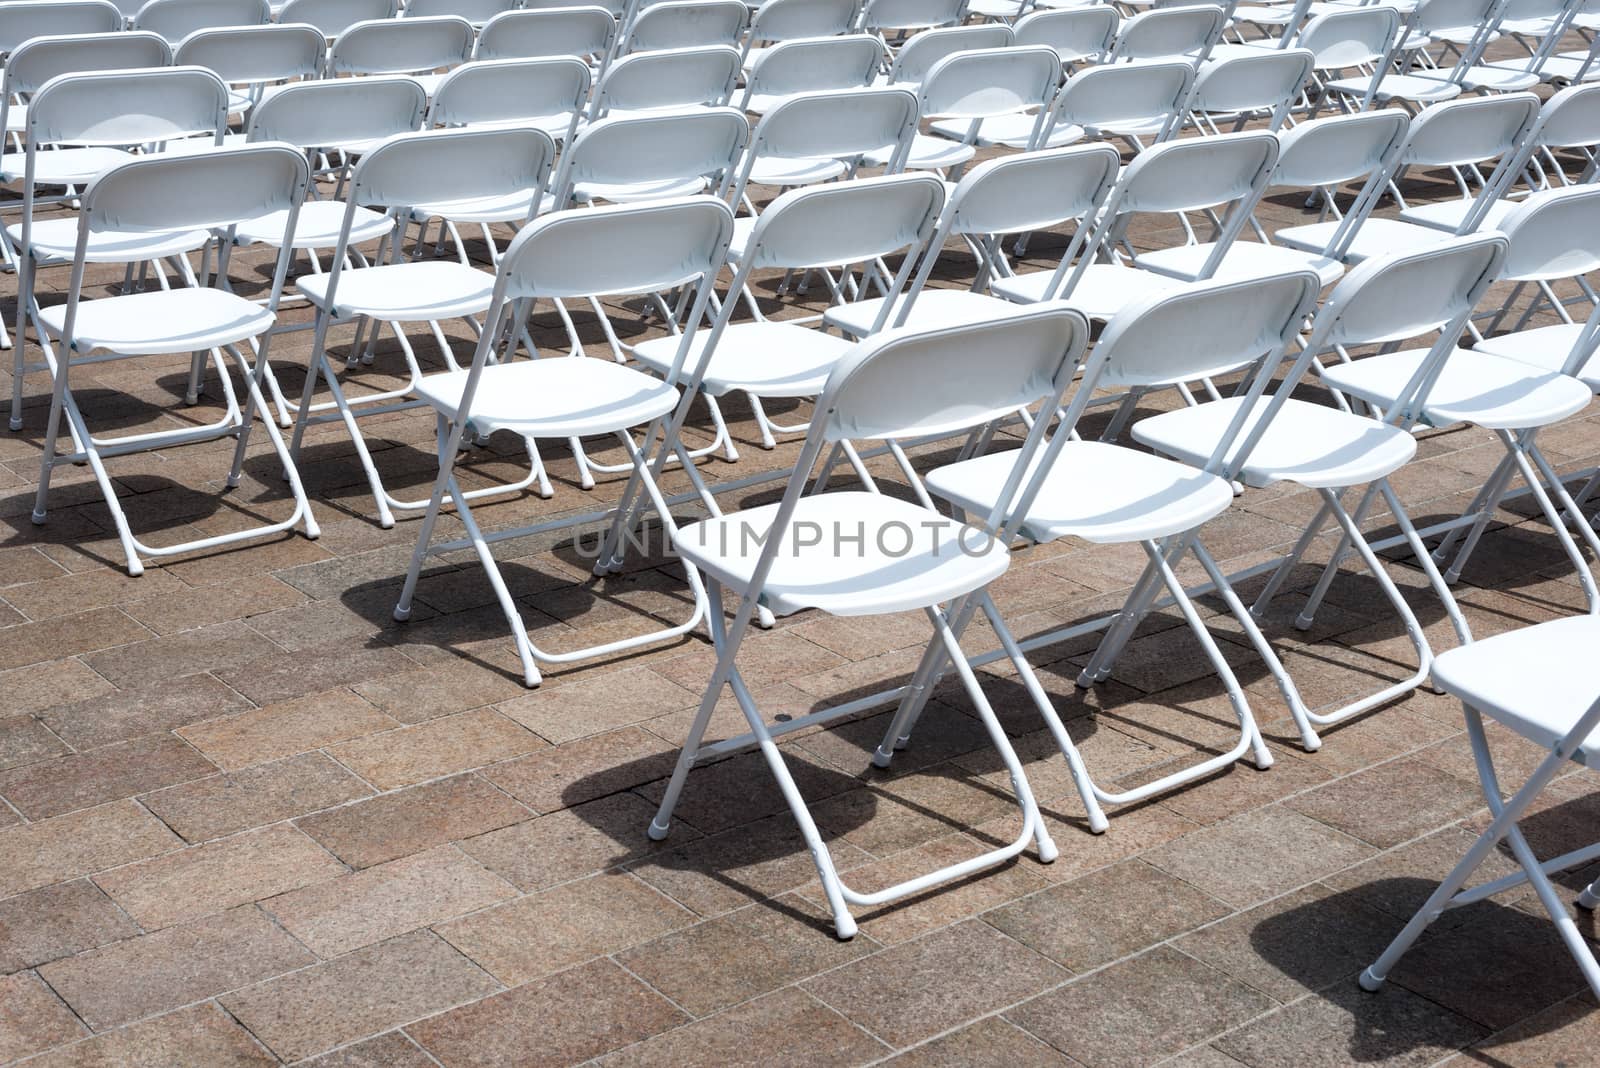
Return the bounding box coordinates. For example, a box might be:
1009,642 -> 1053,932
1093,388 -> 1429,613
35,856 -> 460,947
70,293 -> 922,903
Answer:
297,773 -> 530,869
1285,757 -> 1485,849
139,751 -> 374,844
0,971 -> 88,1062
82,619 -> 265,687
2,567 -> 186,622
0,880 -> 139,975
599,988 -> 891,1067
494,665 -> 699,744
297,1031 -> 440,1068
0,659 -> 115,717
407,958 -> 689,1068
16,1003 -> 277,1068
0,733 -> 216,820
40,906 -> 316,1031
1006,946 -> 1277,1068
882,1016 -> 1082,1067
0,799 -> 183,898
352,657 -> 527,723
481,725 -> 678,814
264,844 -> 516,957
326,707 -> 547,790
120,573 -> 310,635
221,929 -> 502,1062
0,608 -> 151,672
0,714 -> 69,773
39,675 -> 253,751
1444,992 -> 1600,1068
217,645 -> 419,706
805,919 -> 1071,1048
94,823 -> 346,930
178,688 -> 399,771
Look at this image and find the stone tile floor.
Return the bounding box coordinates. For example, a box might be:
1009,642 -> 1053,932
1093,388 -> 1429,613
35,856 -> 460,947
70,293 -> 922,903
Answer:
2,68 -> 1600,1068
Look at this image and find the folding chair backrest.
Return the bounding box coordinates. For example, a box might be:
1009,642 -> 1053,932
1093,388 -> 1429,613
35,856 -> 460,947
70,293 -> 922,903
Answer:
276,0 -> 397,40
405,0 -> 518,22
28,64 -> 226,147
0,0 -> 122,55
80,141 -> 309,235
1411,0 -> 1497,36
592,44 -> 741,115
860,0 -> 966,34
1110,4 -> 1225,61
133,0 -> 269,43
741,86 -> 919,179
742,33 -> 882,103
552,107 -> 747,196
473,6 -> 615,60
1090,270 -> 1319,389
918,45 -> 1059,121
1052,59 -> 1194,141
1496,183 -> 1600,282
1313,234 -> 1508,348
820,306 -> 1087,443
885,23 -> 1011,84
747,0 -> 861,46
1013,7 -> 1119,65
621,0 -> 747,53
2,31 -> 171,98
1189,47 -> 1313,124
348,125 -> 556,213
1113,128 -> 1278,213
1294,6 -> 1398,69
1400,91 -> 1540,168
1534,82 -> 1600,153
174,23 -> 326,86
246,75 -> 427,148
945,142 -> 1121,237
427,56 -> 590,129
1271,108 -> 1408,187
330,14 -> 474,75
741,172 -> 945,271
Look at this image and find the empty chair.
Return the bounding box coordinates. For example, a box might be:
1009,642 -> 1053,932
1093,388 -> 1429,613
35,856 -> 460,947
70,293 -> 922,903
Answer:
617,0 -> 747,54
276,0 -> 396,40
288,126 -> 557,529
1360,614 -> 1600,1002
1021,56 -> 1195,151
742,0 -> 861,68
587,44 -> 742,120
1304,6 -> 1461,113
472,6 -> 617,76
133,0 -> 270,44
404,0 -> 518,25
392,196 -> 738,687
859,0 -> 967,40
1012,6 -> 1120,68
656,305 -> 1088,938
1135,234 -> 1509,750
22,72 -> 320,574
1109,3 -> 1227,62
328,14 -> 474,95
882,271 -> 1322,830
877,22 -> 1012,88
737,33 -> 883,113
548,106 -> 748,208
174,23 -> 325,114
1186,46 -> 1314,132
0,0 -> 122,60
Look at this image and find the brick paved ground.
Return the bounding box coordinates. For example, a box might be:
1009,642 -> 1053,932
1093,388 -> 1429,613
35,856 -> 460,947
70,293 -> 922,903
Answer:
2,44 -> 1599,1068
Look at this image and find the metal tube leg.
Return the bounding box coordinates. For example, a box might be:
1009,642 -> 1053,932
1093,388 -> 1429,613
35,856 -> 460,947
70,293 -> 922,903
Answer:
1252,495 -> 1335,617
395,416 -> 460,623
1442,453 -> 1519,582
1504,432 -> 1600,613
1377,479 -> 1472,647
1579,879 -> 1600,911
1080,554 -> 1168,686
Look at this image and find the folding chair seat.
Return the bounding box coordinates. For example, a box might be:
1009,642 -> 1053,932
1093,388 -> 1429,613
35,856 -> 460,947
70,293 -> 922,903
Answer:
737,33 -> 884,113
653,306 -> 1089,938
980,55 -> 1195,152
276,0 -> 396,42
1135,235 -> 1508,748
1185,46 -> 1313,133
1277,92 -> 1543,264
392,196 -> 738,687
133,0 -> 269,44
874,44 -> 1061,173
741,0 -> 862,71
1402,0 -> 1544,93
1320,185 -> 1600,608
881,272 -> 1321,830
586,44 -> 743,121
617,0 -> 748,54
1107,3 -> 1227,62
328,14 -> 474,96
546,106 -> 749,208
993,129 -> 1277,325
26,95 -> 319,573
823,143 -> 1121,338
1011,6 -> 1119,69
174,23 -> 326,116
287,127 -> 557,528
1309,6 -> 1463,111
1360,613 -> 1600,1002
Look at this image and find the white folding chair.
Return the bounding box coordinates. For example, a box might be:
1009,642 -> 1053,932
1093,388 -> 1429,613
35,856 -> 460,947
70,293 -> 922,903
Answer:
392,196 -> 737,687
881,271 -> 1322,830
0,0 -> 122,65
1360,615 -> 1600,1000
28,125 -> 320,573
875,22 -> 1012,89
132,0 -> 270,43
328,14 -> 474,95
548,105 -> 748,208
1021,55 -> 1196,152
174,22 -> 326,116
617,0 -> 747,54
1328,185 -> 1600,609
859,0 -> 968,42
825,144 -> 1120,338
1135,234 -> 1510,750
472,5 -> 618,82
1303,5 -> 1462,113
736,32 -> 884,113
1402,0 -> 1544,94
630,174 -> 946,488
1185,45 -> 1313,132
1012,6 -> 1120,68
587,44 -> 743,120
276,0 -> 397,42
653,305 -> 1089,939
1277,91 -> 1544,264
742,0 -> 862,69
286,126 -> 556,528
1108,2 -> 1227,62
404,0 -> 518,26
